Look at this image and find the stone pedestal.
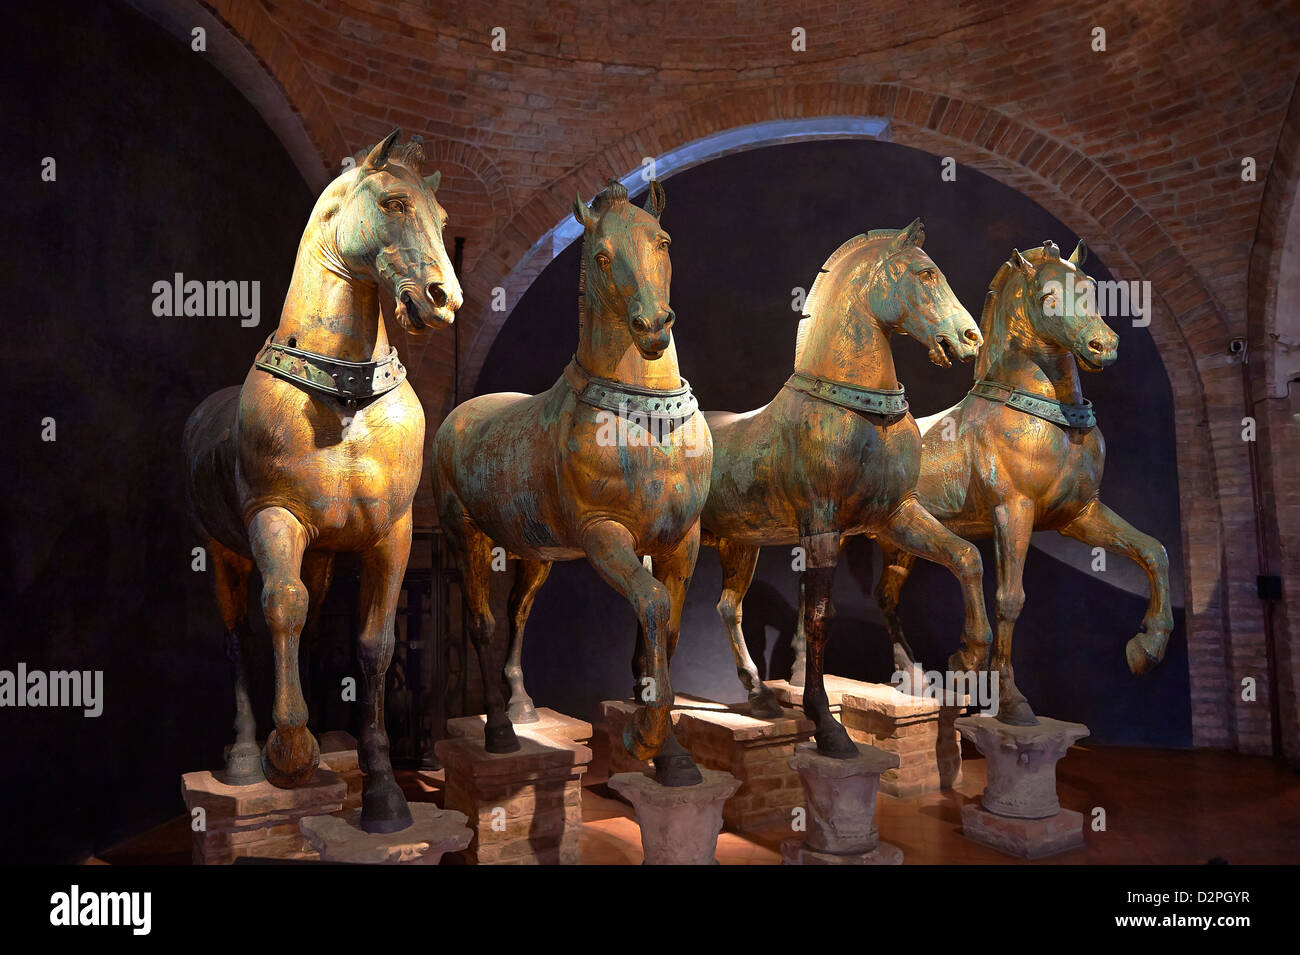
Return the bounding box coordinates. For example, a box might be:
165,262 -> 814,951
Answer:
955,715 -> 1089,859
449,707 -> 592,748
780,740 -> 902,865
435,719 -> 591,865
608,769 -> 740,864
768,676 -> 962,796
300,803 -> 472,864
181,768 -> 346,865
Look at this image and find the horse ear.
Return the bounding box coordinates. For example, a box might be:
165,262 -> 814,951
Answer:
644,180 -> 666,218
1011,248 -> 1034,273
362,129 -> 401,173
424,170 -> 441,192
573,192 -> 598,232
1069,239 -> 1088,267
890,217 -> 925,253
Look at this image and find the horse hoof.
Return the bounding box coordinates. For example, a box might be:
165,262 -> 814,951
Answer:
815,722 -> 858,759
484,719 -> 521,754
653,738 -> 703,787
622,706 -> 670,761
508,698 -> 539,724
1126,634 -> 1164,675
261,728 -> 320,788
222,741 -> 265,786
996,698 -> 1039,726
749,688 -> 784,719
360,778 -> 414,834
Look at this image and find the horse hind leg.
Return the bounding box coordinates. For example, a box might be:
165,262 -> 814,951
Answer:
799,531 -> 857,758
505,558 -> 551,724
354,512 -> 414,833
1059,498 -> 1174,675
209,539 -> 262,784
248,506 -> 320,788
715,539 -> 782,718
447,512 -> 518,754
875,540 -> 922,690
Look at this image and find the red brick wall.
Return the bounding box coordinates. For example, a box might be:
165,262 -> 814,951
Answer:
161,0 -> 1300,756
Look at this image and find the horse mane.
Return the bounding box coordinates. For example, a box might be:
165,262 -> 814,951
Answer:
795,230 -> 894,365
974,246 -> 1052,380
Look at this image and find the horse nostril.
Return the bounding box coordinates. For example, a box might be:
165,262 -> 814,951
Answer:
1089,338 -> 1106,353
663,310 -> 676,329
426,283 -> 448,308
964,327 -> 981,344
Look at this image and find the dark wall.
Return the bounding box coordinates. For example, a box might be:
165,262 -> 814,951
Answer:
2,1 -> 315,862
477,139 -> 1191,749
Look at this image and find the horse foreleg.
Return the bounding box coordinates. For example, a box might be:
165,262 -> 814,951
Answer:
645,523 -> 704,786
790,575 -> 807,686
583,519 -> 689,783
248,506 -> 317,788
298,551 -> 334,729
989,498 -> 1038,725
878,497 -> 993,685
209,539 -> 261,783
875,539 -> 921,683
1059,498 -> 1174,675
505,558 -> 551,724
353,512 -> 415,833
800,531 -> 856,757
716,539 -> 782,717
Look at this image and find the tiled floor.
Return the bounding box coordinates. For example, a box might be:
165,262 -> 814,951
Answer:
94,730 -> 1300,865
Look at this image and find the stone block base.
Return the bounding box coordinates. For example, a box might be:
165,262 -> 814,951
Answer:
435,712 -> 591,865
449,708 -> 592,748
960,803 -> 1085,859
181,768 -> 346,865
319,731 -> 363,812
768,676 -> 962,796
780,839 -> 903,865
608,768 -> 740,864
300,803 -> 472,864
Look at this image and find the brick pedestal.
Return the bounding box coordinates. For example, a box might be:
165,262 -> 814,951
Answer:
318,731 -> 363,812
768,676 -> 962,797
435,713 -> 591,865
181,768 -> 346,865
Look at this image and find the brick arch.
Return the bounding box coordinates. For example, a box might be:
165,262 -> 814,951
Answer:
462,81 -> 1263,751
128,0 -> 346,190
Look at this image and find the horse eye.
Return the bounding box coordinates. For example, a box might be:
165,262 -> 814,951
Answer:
383,199 -> 405,214
596,252 -> 611,268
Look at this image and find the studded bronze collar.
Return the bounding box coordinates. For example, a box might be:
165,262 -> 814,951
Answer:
563,358 -> 698,423
254,337 -> 406,404
969,378 -> 1096,429
784,370 -> 909,419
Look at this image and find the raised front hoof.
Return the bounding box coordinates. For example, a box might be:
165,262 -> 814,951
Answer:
484,720 -> 521,754
652,738 -> 703,788
222,742 -> 265,786
1126,634 -> 1166,676
814,721 -> 858,759
507,698 -> 540,724
360,779 -> 414,834
748,687 -> 784,720
996,697 -> 1040,727
261,727 -> 320,789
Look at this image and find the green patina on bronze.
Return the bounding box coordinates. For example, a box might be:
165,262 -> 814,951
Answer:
431,179 -> 711,786
700,219 -> 999,757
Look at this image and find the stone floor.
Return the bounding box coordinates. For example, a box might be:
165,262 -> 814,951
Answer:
92,730 -> 1300,865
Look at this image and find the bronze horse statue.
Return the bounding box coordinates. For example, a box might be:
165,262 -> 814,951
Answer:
860,240 -> 1172,724
703,221 -> 997,756
184,130 -> 462,833
432,180 -> 712,786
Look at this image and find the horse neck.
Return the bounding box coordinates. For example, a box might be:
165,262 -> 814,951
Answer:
979,293 -> 1084,404
793,296 -> 898,390
575,282 -> 682,390
273,219 -> 387,363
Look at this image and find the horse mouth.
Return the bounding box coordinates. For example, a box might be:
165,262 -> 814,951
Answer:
929,335 -> 958,368
398,290 -> 455,332
636,335 -> 671,360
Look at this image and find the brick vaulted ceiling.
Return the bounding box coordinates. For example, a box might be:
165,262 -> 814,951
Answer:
138,0 -> 1300,755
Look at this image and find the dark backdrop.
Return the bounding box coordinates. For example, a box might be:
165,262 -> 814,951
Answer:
2,1 -> 315,863
477,139 -> 1191,750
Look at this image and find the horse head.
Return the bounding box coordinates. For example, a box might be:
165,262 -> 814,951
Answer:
573,179 -> 674,360
334,129 -> 463,333
1009,240 -> 1118,372
866,219 -> 982,368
